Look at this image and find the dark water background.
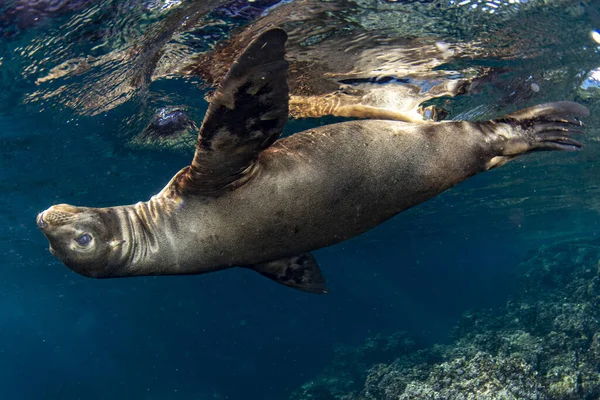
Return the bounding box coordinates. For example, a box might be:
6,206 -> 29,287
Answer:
2,0 -> 600,399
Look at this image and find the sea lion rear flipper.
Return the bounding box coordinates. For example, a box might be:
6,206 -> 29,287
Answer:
243,253 -> 329,294
175,28 -> 289,194
484,101 -> 589,169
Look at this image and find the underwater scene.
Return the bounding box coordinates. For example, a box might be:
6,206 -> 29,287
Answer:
3,0 -> 600,399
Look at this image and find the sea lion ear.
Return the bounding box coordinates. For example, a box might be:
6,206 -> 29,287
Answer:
174,28 -> 289,195
243,253 -> 329,294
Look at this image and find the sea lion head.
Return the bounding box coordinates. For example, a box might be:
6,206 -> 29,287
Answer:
36,204 -> 127,278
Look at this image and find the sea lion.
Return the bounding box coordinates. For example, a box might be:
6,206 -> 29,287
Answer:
28,0 -> 477,127
37,28 -> 589,294
179,0 -> 470,123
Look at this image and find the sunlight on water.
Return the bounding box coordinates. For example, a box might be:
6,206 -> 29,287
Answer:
581,68 -> 600,90
145,0 -> 185,12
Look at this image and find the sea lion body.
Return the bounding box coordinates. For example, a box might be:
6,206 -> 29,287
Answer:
37,29 -> 589,293
162,119 -> 489,270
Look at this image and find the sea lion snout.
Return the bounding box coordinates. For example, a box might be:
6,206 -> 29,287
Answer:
36,211 -> 47,229
37,204 -> 82,229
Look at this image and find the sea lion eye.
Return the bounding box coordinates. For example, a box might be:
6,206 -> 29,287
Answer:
76,234 -> 92,246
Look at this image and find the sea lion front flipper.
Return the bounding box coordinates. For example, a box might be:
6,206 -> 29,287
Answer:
175,28 -> 289,194
243,253 -> 329,294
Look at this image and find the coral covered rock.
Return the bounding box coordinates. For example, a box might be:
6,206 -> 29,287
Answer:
292,238 -> 600,400
290,331 -> 419,400
399,352 -> 544,400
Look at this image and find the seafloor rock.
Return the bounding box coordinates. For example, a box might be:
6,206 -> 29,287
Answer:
398,352 -> 544,400
290,331 -> 420,400
291,238 -> 600,400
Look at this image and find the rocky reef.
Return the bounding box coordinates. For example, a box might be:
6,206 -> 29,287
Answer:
291,238 -> 600,400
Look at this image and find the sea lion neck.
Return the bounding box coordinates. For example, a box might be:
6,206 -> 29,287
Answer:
113,201 -> 164,274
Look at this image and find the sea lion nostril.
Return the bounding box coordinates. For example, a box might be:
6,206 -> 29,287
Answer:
37,212 -> 48,229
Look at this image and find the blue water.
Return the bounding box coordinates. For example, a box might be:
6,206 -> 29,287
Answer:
2,0 -> 600,399
5,112 -> 535,399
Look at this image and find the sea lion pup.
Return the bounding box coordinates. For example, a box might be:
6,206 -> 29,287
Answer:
37,29 -> 588,294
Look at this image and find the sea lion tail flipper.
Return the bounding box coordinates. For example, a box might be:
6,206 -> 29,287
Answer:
243,253 -> 329,294
491,101 -> 589,158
